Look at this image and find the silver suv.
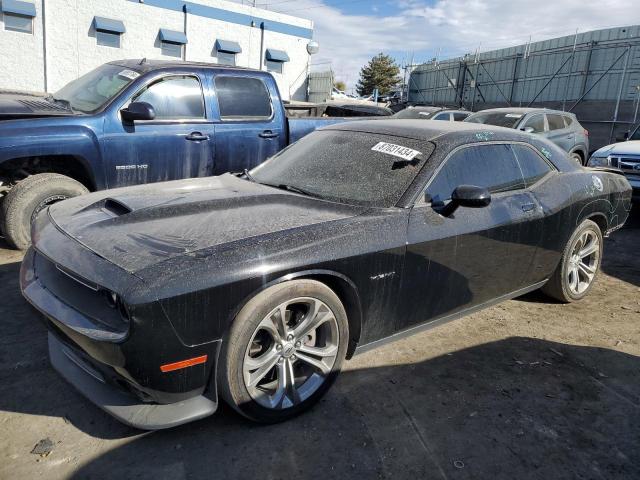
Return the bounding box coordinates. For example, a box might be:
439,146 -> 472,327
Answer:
392,106 -> 471,122
465,108 -> 589,164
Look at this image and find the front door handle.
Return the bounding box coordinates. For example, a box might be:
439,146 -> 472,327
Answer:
186,132 -> 209,141
259,130 -> 280,139
521,203 -> 536,212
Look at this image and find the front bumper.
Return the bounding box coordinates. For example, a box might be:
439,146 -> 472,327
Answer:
48,332 -> 216,430
20,213 -> 221,429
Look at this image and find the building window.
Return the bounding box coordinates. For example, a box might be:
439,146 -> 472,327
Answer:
93,16 -> 125,48
2,0 -> 37,34
264,49 -> 289,75
214,40 -> 241,67
159,28 -> 187,58
217,51 -> 236,66
161,42 -> 183,58
97,30 -> 120,48
265,60 -> 283,74
3,12 -> 33,33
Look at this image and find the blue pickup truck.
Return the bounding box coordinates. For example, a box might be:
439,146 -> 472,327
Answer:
0,60 -> 346,249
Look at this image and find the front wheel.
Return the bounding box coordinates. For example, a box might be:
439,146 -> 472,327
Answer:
541,219 -> 603,302
219,280 -> 349,423
1,173 -> 88,250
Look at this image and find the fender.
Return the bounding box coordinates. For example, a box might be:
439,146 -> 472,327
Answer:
0,122 -> 104,190
226,268 -> 364,358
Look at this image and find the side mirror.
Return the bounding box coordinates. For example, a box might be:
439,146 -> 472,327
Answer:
120,102 -> 155,123
521,126 -> 535,134
440,185 -> 491,216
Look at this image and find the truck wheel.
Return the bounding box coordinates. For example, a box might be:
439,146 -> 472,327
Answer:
219,280 -> 349,423
1,173 -> 88,250
541,219 -> 603,303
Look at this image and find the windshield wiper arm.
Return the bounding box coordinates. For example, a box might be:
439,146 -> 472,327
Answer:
48,95 -> 74,112
263,183 -> 318,198
242,168 -> 256,182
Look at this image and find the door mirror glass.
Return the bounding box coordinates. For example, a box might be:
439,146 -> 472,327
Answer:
120,101 -> 156,122
522,126 -> 535,134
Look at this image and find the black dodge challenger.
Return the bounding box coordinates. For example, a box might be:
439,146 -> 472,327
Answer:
21,120 -> 632,429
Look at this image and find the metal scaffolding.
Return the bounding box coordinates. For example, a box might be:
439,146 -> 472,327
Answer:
407,26 -> 640,150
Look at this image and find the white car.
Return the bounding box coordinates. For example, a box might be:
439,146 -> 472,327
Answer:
588,140 -> 640,201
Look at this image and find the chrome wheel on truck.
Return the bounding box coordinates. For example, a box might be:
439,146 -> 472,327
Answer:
220,280 -> 348,422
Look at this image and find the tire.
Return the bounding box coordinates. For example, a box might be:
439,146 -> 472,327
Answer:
541,219 -> 603,302
570,152 -> 583,166
1,173 -> 88,250
219,279 -> 349,423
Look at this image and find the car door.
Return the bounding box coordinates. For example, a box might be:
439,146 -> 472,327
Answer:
398,143 -> 543,332
212,74 -> 286,174
103,72 -> 215,188
545,113 -> 574,152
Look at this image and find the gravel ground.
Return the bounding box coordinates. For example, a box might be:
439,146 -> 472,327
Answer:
0,210 -> 638,480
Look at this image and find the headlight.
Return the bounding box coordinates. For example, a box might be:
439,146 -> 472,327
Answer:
587,156 -> 610,167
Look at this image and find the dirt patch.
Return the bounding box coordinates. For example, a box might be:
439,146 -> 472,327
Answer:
0,210 -> 638,479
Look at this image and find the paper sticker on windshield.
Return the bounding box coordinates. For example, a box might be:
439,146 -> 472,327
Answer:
418,112 -> 432,116
118,69 -> 140,81
371,142 -> 422,161
505,113 -> 523,118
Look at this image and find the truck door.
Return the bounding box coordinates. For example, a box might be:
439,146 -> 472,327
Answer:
103,72 -> 215,187
212,74 -> 286,174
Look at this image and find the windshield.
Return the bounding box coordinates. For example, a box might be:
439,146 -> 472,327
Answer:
465,111 -> 523,128
53,64 -> 140,113
250,130 -> 433,207
392,108 -> 440,119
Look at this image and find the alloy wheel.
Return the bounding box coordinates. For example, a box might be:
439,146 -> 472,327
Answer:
566,229 -> 600,295
242,297 -> 339,410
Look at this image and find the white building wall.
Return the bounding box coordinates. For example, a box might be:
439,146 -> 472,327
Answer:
0,0 -> 314,100
0,1 -> 45,91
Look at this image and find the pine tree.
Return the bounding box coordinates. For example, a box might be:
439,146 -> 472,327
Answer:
356,53 -> 401,97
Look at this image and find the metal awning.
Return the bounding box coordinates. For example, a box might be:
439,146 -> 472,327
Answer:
265,49 -> 290,62
215,39 -> 242,54
1,0 -> 36,17
93,16 -> 126,34
159,29 -> 188,45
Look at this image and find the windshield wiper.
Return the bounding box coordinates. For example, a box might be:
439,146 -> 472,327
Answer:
47,95 -> 74,112
263,183 -> 319,198
242,168 -> 256,182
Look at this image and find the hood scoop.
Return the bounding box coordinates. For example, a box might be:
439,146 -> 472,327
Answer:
102,198 -> 133,217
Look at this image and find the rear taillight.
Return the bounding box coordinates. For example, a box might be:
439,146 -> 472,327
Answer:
584,129 -> 589,136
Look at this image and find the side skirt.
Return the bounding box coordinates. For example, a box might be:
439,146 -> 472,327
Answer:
354,280 -> 548,356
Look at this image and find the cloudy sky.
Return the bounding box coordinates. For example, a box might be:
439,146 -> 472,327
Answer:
238,0 -> 640,91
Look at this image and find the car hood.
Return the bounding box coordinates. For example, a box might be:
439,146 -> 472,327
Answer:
592,140 -> 640,157
47,174 -> 364,275
0,90 -> 74,119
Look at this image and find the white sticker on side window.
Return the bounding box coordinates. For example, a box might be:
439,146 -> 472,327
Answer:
118,69 -> 140,81
371,142 -> 422,161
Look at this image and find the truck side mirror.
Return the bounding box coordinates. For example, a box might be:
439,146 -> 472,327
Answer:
440,185 -> 491,217
120,102 -> 156,123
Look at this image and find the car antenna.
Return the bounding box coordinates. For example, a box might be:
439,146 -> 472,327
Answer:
139,58 -> 147,65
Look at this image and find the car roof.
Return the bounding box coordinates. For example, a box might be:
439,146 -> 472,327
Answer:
108,59 -> 262,74
324,119 -> 529,142
471,107 -> 573,115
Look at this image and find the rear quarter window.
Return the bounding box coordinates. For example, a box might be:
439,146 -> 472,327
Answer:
215,76 -> 273,120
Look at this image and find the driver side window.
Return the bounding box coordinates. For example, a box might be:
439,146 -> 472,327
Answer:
522,114 -> 545,133
425,144 -> 526,204
131,75 -> 205,120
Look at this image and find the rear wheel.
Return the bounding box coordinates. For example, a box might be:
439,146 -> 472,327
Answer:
570,152 -> 583,165
219,280 -> 349,423
1,173 -> 88,250
541,219 -> 603,302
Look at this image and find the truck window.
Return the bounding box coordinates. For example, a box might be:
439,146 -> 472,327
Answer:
132,76 -> 205,120
215,76 -> 272,121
